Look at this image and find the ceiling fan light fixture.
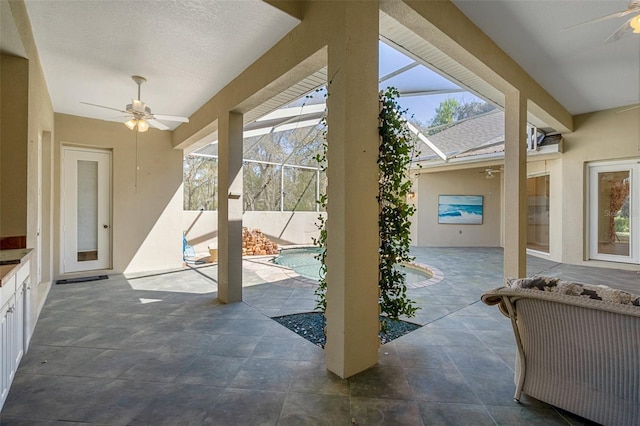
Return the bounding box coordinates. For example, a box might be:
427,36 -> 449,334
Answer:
630,14 -> 640,33
83,76 -> 188,132
124,118 -> 149,132
124,118 -> 137,130
137,119 -> 150,132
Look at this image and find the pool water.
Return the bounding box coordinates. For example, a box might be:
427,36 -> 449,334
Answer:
273,247 -> 432,283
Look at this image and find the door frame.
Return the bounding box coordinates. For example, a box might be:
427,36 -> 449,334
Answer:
60,146 -> 112,273
588,159 -> 638,264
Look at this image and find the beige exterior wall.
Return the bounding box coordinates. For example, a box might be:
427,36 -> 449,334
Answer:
1,0 -> 55,332
561,108 -> 640,268
415,167 -> 502,247
54,114 -> 184,275
183,210 -> 323,252
0,54 -> 29,238
414,105 -> 640,269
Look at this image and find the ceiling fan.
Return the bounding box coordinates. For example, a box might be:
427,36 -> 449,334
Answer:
479,168 -> 502,179
82,75 -> 189,132
566,0 -> 640,43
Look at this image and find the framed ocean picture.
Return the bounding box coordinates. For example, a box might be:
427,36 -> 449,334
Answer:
438,195 -> 483,224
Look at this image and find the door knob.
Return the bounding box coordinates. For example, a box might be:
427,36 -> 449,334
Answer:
103,224 -> 109,229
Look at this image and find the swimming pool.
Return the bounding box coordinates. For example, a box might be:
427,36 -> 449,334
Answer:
273,247 -> 433,284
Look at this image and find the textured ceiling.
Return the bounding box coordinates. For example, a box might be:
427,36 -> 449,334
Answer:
452,0 -> 640,115
16,0 -> 640,134
23,0 -> 299,129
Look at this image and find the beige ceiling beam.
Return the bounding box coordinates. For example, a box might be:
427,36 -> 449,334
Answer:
380,0 -> 573,133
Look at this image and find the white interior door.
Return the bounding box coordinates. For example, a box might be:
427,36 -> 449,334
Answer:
62,148 -> 111,273
589,160 -> 638,263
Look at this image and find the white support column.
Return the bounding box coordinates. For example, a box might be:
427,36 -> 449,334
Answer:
503,90 -> 528,279
325,0 -> 380,379
218,111 -> 244,303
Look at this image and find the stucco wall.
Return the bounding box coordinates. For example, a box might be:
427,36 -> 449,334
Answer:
413,105 -> 639,267
561,108 -> 640,267
0,54 -> 29,238
1,0 -> 56,336
416,167 -> 502,247
183,210 -> 323,252
54,114 -> 184,275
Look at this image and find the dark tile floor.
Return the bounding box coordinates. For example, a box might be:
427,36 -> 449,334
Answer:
2,247 -> 633,425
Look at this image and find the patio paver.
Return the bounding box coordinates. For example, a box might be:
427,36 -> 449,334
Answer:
0,247 -> 620,424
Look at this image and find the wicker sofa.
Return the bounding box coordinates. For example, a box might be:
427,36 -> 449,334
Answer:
482,277 -> 640,426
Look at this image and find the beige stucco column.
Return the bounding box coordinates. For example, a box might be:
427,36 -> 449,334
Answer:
218,111 -> 243,303
503,90 -> 527,278
324,0 -> 380,379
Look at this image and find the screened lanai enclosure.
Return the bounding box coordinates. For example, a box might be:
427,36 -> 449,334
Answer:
184,91 -> 328,213
182,40 -> 499,252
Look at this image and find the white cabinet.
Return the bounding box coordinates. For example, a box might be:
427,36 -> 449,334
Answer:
1,292 -> 15,406
0,259 -> 30,410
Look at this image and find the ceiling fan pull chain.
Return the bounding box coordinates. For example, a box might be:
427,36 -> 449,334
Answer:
135,130 -> 139,193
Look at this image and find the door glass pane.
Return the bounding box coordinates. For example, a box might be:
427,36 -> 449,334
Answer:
597,171 -> 630,256
527,175 -> 550,253
77,160 -> 98,261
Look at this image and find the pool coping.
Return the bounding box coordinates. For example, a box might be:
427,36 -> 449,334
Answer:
263,246 -> 445,289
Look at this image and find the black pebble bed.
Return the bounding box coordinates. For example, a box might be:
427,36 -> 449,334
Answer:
272,312 -> 421,347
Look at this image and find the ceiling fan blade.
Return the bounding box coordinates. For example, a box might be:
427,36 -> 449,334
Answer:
564,7 -> 639,30
153,114 -> 189,123
147,119 -> 171,131
603,17 -> 634,44
81,101 -> 129,114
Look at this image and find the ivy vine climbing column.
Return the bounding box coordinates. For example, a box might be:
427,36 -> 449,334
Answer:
378,87 -> 419,326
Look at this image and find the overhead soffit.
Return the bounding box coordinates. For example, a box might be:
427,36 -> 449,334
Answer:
185,67 -> 328,155
194,9 -> 568,154
379,12 -> 551,131
243,68 -> 327,125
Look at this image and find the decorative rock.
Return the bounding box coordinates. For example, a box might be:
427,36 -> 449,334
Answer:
241,227 -> 279,256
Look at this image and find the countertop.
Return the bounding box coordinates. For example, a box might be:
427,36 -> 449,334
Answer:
0,249 -> 33,287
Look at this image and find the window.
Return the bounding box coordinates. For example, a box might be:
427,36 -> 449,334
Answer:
527,174 -> 550,253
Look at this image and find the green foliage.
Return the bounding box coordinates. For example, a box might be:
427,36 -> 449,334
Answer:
378,87 -> 420,328
454,100 -> 496,120
312,90 -> 329,312
313,87 -> 420,332
429,97 -> 459,128
425,98 -> 496,135
312,192 -> 327,311
615,216 -> 629,233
